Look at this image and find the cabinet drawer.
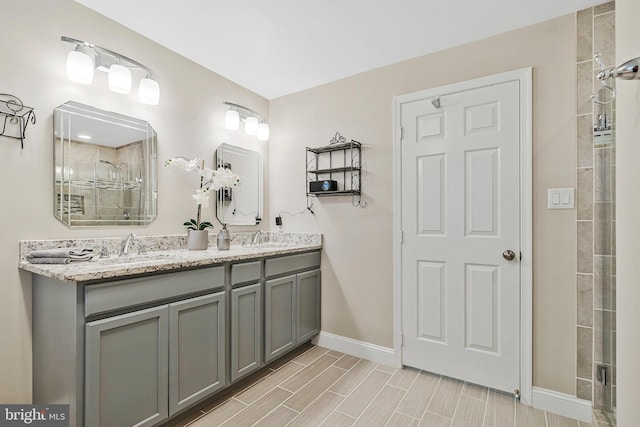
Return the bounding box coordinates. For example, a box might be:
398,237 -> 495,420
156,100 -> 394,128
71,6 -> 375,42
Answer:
85,266 -> 225,317
231,261 -> 261,287
265,251 -> 321,278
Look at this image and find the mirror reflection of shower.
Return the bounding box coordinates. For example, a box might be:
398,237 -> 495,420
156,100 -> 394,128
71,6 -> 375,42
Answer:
99,159 -> 123,181
98,160 -> 126,216
53,101 -> 158,227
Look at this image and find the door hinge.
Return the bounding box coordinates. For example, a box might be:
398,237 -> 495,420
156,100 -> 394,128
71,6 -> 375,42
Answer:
400,230 -> 405,244
401,334 -> 405,347
520,251 -> 522,261
399,127 -> 404,141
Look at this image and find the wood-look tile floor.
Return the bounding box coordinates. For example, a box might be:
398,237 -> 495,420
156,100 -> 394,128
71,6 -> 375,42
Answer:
174,346 -> 593,427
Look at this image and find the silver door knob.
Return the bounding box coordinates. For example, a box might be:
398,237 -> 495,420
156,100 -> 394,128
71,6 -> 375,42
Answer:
502,250 -> 516,261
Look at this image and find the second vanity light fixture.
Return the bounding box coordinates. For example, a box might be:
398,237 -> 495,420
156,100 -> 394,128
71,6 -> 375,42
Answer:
62,36 -> 160,105
224,102 -> 269,141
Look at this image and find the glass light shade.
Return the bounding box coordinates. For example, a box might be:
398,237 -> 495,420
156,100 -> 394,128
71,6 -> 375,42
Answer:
257,123 -> 270,141
66,50 -> 94,84
225,110 -> 240,130
244,116 -> 258,135
139,78 -> 160,105
108,64 -> 132,94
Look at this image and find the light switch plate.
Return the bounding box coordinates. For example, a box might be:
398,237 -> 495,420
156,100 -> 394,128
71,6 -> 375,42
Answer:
547,188 -> 575,209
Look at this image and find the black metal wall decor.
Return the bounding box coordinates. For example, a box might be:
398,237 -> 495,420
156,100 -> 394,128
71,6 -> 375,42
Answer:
0,93 -> 36,149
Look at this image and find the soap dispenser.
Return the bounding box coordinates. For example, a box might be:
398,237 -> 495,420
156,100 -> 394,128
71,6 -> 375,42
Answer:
217,224 -> 230,250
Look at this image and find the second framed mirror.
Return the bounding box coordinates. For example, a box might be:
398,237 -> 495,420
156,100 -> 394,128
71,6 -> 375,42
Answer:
215,143 -> 262,225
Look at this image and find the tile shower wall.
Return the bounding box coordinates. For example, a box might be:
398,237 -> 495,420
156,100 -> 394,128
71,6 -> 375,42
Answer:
575,1 -> 616,411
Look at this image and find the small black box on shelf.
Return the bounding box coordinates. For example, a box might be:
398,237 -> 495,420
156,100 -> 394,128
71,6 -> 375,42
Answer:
309,180 -> 337,193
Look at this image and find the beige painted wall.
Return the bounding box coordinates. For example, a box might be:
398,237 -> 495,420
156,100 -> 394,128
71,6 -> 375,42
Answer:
269,15 -> 578,394
0,0 -> 268,402
614,0 -> 640,423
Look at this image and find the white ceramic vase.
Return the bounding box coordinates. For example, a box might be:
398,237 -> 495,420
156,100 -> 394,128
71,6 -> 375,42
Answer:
187,229 -> 209,250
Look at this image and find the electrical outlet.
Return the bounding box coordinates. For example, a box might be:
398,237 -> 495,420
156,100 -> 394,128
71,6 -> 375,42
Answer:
275,216 -> 282,226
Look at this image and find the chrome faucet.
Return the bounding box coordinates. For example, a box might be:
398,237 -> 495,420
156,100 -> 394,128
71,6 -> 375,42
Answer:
119,233 -> 145,256
251,229 -> 264,245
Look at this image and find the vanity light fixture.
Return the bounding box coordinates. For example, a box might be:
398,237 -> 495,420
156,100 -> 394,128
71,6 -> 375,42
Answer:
244,116 -> 258,136
107,63 -> 132,94
224,101 -> 269,141
257,123 -> 270,141
66,46 -> 95,84
139,76 -> 160,105
62,36 -> 160,105
225,109 -> 240,130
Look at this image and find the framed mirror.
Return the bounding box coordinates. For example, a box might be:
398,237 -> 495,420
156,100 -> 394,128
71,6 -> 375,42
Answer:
53,101 -> 157,227
215,143 -> 262,225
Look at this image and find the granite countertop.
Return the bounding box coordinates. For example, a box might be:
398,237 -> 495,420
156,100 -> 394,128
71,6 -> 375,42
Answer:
18,232 -> 322,283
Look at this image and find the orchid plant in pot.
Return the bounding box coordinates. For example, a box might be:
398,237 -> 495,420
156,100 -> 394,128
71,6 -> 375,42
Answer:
165,157 -> 239,250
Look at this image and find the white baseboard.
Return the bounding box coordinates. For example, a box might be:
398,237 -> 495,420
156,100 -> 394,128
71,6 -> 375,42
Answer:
531,386 -> 593,423
311,331 -> 399,367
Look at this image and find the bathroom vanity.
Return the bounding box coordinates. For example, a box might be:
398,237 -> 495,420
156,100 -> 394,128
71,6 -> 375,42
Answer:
20,233 -> 321,427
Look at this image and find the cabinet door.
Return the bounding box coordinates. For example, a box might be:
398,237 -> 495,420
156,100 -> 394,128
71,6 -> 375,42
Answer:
231,283 -> 262,382
169,292 -> 226,416
297,269 -> 321,342
265,275 -> 296,362
85,305 -> 169,427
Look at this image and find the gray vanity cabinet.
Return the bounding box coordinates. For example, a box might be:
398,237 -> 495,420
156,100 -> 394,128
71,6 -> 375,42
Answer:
32,266 -> 226,427
264,275 -> 297,362
31,250 -> 320,427
264,251 -> 321,363
230,283 -> 262,382
296,269 -> 321,342
169,292 -> 226,415
85,305 -> 169,427
230,260 -> 263,382
84,290 -> 226,427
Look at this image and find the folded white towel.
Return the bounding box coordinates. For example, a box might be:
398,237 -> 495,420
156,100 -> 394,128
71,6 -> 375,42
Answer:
26,248 -> 95,259
25,257 -> 90,265
26,248 -> 95,264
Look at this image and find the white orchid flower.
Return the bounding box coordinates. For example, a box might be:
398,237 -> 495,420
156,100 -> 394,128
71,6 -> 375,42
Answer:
165,157 -> 202,173
217,167 -> 240,186
186,158 -> 201,172
192,189 -> 210,208
200,167 -> 215,180
166,156 -> 240,232
201,167 -> 240,191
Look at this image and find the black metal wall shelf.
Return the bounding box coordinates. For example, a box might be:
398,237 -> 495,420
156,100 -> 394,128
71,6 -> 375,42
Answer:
306,132 -> 366,207
0,93 -> 36,149
308,190 -> 358,197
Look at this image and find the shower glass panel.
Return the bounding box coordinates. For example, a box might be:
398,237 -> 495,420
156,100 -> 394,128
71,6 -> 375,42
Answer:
593,88 -> 616,425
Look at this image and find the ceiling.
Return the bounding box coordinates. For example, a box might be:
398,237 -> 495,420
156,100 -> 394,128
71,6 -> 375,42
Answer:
76,0 -> 604,100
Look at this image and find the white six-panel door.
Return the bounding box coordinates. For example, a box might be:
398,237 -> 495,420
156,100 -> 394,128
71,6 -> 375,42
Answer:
400,80 -> 521,393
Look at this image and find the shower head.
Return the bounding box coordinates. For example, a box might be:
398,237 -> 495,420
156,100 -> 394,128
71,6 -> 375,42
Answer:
597,56 -> 640,81
614,57 -> 640,80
